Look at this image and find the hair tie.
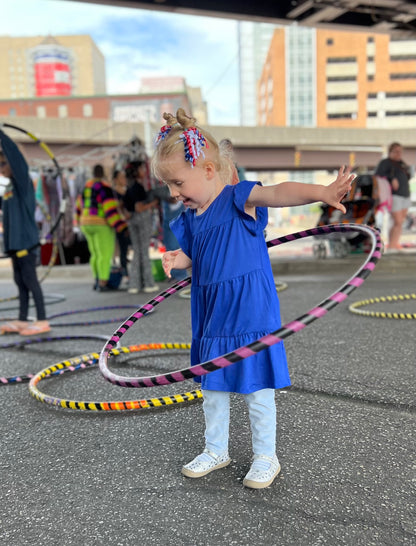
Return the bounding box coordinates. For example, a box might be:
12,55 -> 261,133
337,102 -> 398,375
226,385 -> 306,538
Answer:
155,124 -> 173,147
178,127 -> 208,167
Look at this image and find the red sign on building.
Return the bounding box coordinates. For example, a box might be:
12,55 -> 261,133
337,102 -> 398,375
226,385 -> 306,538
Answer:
32,45 -> 73,97
34,61 -> 71,96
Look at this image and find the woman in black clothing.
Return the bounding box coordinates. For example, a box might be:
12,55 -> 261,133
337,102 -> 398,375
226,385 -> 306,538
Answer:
375,142 -> 412,251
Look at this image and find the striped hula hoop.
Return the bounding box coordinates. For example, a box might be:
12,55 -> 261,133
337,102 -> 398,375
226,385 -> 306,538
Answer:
98,223 -> 382,388
28,343 -> 202,411
349,293 -> 416,319
0,334 -> 109,385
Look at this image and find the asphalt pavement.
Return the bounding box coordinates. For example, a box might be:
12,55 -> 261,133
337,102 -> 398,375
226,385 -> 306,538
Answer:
0,248 -> 415,546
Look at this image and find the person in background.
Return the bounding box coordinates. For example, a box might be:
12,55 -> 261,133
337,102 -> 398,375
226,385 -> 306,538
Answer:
112,169 -> 131,281
123,160 -> 159,294
0,128 -> 51,336
375,142 -> 412,252
76,164 -> 128,292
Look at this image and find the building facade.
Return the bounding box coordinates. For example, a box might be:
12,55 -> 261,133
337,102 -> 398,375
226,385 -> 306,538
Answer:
238,21 -> 280,126
0,36 -> 205,125
258,27 -> 416,129
0,35 -> 106,99
0,92 -> 193,124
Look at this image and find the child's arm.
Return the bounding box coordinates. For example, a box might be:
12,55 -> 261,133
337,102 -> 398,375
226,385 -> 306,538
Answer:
0,129 -> 31,191
162,249 -> 192,279
247,165 -> 354,214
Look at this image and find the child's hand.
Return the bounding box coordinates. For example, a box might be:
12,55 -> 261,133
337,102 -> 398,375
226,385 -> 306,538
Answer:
325,165 -> 355,214
162,250 -> 181,278
162,248 -> 191,278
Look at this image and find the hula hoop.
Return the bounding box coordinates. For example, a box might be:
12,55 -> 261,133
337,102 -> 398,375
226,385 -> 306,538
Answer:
178,288 -> 191,299
28,343 -> 203,411
349,294 -> 416,319
46,305 -> 152,327
35,200 -> 60,282
275,281 -> 288,292
98,223 -> 382,388
0,334 -> 109,385
0,124 -> 65,298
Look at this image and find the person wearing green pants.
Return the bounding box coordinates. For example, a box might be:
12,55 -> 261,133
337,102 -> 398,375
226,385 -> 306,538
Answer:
76,164 -> 128,292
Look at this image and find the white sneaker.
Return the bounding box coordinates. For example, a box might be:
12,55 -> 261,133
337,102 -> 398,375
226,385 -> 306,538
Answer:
128,288 -> 139,294
182,448 -> 231,478
243,454 -> 281,489
143,285 -> 159,293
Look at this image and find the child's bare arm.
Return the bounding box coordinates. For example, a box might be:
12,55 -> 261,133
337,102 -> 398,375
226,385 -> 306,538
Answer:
247,165 -> 354,214
162,249 -> 192,278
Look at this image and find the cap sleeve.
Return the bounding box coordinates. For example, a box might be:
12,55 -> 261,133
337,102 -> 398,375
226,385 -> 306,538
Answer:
169,211 -> 192,259
233,180 -> 268,233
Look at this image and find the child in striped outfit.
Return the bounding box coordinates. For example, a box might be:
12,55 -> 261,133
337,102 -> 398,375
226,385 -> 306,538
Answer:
76,164 -> 128,292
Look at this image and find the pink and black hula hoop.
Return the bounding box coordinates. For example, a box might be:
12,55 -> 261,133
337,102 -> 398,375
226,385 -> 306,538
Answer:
99,223 -> 382,388
0,334 -> 109,385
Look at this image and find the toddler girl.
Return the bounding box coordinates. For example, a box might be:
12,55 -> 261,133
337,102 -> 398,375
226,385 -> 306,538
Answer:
152,109 -> 353,489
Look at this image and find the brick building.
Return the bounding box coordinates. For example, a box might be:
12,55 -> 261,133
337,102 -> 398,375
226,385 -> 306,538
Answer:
0,91 -> 193,124
0,35 -> 206,125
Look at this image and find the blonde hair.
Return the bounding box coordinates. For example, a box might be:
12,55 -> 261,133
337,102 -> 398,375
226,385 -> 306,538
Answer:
152,108 -> 230,182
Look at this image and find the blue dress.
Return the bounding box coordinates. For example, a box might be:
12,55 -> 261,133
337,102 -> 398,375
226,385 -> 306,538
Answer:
170,181 -> 290,394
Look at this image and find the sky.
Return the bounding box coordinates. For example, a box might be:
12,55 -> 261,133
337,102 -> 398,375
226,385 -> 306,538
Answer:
1,0 -> 241,125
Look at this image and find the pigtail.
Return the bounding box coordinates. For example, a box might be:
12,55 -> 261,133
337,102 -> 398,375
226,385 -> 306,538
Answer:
155,112 -> 177,146
162,112 -> 177,126
176,108 -> 197,130
152,109 -> 218,180
175,109 -> 208,167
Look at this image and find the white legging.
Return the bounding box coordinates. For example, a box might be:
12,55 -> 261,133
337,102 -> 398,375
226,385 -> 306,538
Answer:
202,388 -> 277,457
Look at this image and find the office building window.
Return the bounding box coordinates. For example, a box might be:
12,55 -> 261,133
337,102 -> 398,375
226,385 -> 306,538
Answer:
386,110 -> 416,116
83,104 -> 93,117
327,57 -> 356,63
386,92 -> 416,98
327,76 -> 356,82
327,113 -> 354,119
37,106 -> 46,118
58,105 -> 68,118
390,72 -> 416,79
390,54 -> 416,61
327,94 -> 356,100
